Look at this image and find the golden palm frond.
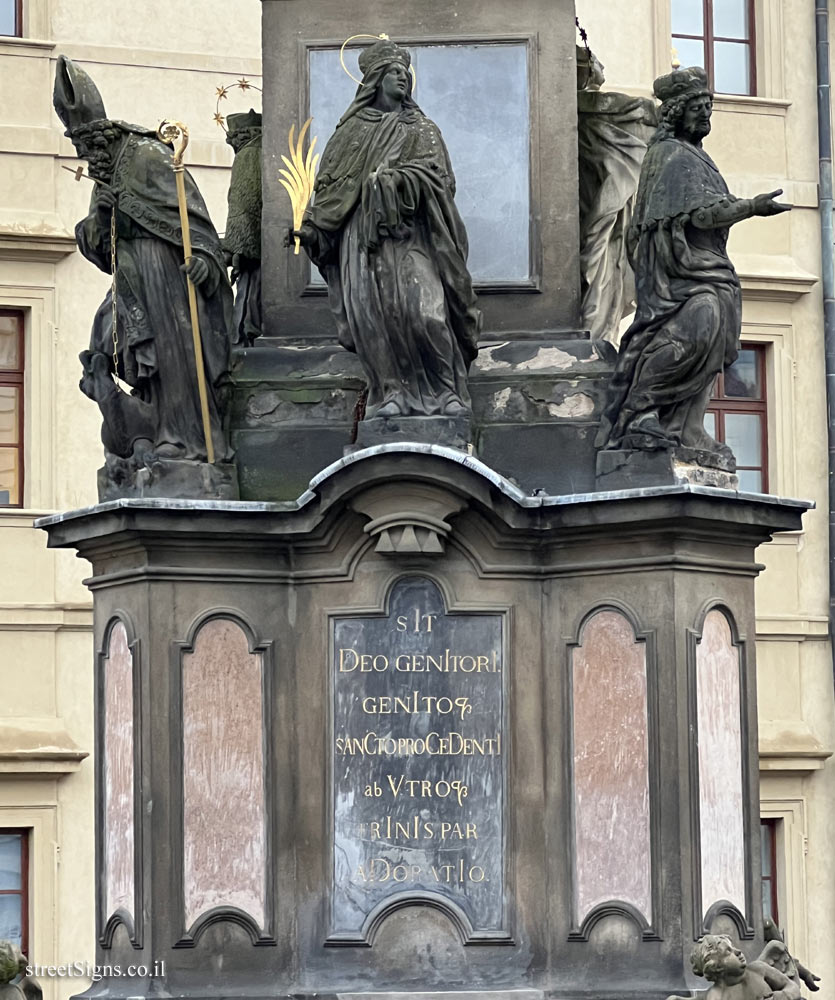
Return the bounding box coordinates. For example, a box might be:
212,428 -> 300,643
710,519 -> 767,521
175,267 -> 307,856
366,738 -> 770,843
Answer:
278,117 -> 320,255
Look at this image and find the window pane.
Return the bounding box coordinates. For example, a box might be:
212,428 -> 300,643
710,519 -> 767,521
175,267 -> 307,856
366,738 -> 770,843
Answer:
0,447 -> 20,505
737,469 -> 763,492
671,36 -> 705,72
714,0 -> 749,40
724,349 -> 761,398
714,41 -> 751,95
0,835 -> 21,890
0,0 -> 17,36
760,822 -> 772,876
309,42 -> 531,283
725,412 -> 762,468
0,316 -> 21,369
0,387 -> 20,444
671,0 -> 704,35
703,411 -> 717,437
0,895 -> 21,947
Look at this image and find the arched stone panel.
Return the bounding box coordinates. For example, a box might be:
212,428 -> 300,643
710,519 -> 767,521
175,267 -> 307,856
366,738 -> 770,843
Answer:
571,609 -> 652,927
182,618 -> 267,930
696,609 -> 745,917
103,619 -> 136,928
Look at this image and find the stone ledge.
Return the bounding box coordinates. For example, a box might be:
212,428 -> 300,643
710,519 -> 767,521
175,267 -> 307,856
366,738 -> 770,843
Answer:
0,719 -> 88,776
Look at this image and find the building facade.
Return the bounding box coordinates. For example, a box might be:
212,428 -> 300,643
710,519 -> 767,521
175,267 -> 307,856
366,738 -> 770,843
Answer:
0,0 -> 833,996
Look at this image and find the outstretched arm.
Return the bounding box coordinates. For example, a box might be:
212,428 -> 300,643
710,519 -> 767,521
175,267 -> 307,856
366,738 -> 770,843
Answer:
691,189 -> 791,230
751,961 -> 801,999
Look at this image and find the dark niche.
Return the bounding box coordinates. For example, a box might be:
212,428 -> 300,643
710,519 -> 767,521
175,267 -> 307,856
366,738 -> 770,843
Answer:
330,576 -> 506,943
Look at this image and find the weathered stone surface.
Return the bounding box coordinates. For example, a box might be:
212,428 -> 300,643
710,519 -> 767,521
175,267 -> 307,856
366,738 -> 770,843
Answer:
38,451 -> 810,1000
596,448 -> 740,491
230,339 -> 613,499
353,415 -> 472,452
97,458 -> 240,501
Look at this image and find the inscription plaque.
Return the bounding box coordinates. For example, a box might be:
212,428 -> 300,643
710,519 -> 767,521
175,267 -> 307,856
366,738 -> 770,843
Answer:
330,576 -> 506,942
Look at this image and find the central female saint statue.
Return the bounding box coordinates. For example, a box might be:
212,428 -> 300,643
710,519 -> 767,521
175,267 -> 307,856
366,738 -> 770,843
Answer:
295,39 -> 482,420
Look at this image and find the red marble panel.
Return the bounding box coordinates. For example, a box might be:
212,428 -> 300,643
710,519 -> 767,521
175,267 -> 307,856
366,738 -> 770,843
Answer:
104,620 -> 135,922
697,610 -> 745,915
182,618 -> 266,929
572,610 -> 651,924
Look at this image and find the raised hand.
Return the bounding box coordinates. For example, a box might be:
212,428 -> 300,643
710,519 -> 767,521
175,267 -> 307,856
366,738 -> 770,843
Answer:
752,188 -> 791,216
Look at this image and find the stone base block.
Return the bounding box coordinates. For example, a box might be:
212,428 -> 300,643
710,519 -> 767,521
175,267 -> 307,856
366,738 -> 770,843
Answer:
97,459 -> 240,501
230,338 -> 614,498
596,448 -> 739,491
350,414 -> 472,451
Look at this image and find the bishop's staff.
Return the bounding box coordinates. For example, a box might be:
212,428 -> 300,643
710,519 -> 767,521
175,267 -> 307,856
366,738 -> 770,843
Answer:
157,119 -> 215,464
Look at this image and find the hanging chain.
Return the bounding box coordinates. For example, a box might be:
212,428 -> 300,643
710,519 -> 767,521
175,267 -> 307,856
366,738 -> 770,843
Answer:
575,15 -> 590,54
110,204 -> 118,379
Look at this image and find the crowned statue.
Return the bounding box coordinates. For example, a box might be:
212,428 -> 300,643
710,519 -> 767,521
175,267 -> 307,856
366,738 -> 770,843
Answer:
292,38 -> 482,441
595,66 -> 788,470
223,109 -> 263,346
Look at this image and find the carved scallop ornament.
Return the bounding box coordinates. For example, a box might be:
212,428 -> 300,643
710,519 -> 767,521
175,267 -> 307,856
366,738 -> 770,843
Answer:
349,482 -> 467,556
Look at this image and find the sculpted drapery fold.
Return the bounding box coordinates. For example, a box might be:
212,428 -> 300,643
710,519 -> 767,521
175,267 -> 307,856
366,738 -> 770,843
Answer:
298,41 -> 481,420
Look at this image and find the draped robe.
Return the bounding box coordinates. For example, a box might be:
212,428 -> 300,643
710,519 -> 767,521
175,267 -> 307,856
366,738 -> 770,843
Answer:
304,103 -> 481,417
595,136 -> 742,449
76,127 -> 233,461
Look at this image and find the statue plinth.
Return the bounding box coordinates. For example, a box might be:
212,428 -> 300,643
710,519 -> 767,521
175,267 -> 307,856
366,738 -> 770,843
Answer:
96,458 -> 240,502
596,447 -> 740,491
39,449 -> 809,1000
352,414 -> 472,452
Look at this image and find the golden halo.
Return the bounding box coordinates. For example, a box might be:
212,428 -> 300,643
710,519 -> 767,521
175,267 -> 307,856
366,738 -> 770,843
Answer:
339,32 -> 417,92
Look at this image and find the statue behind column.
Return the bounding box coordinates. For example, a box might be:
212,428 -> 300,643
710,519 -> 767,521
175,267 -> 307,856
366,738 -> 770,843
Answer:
576,45 -> 657,360
291,39 -> 482,451
223,110 -> 262,346
53,55 -> 238,500
595,66 -> 789,487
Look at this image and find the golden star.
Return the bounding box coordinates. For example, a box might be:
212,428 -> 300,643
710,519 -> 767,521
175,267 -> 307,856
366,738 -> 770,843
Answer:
213,112 -> 226,127
237,77 -> 251,91
216,85 -> 229,100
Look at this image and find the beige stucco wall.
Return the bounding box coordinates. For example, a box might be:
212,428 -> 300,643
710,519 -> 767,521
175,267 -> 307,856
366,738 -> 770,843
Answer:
0,0 -> 833,994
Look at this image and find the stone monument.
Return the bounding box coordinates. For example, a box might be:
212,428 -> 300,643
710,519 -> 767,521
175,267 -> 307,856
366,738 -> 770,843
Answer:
54,56 -> 239,501
292,38 -> 482,451
594,67 -> 790,490
40,4 -> 817,1000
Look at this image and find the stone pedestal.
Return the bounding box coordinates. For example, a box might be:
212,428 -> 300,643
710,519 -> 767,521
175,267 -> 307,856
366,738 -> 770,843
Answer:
231,338 -> 612,499
596,448 -> 740,491
352,414 -> 472,452
40,447 -> 808,1000
97,458 -> 240,502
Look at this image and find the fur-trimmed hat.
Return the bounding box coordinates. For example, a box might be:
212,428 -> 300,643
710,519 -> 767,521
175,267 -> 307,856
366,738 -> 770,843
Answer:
653,65 -> 711,105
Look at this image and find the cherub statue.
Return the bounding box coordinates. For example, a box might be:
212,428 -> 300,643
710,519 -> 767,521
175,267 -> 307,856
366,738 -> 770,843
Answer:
759,919 -> 821,994
0,940 -> 41,1000
666,934 -> 800,1000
